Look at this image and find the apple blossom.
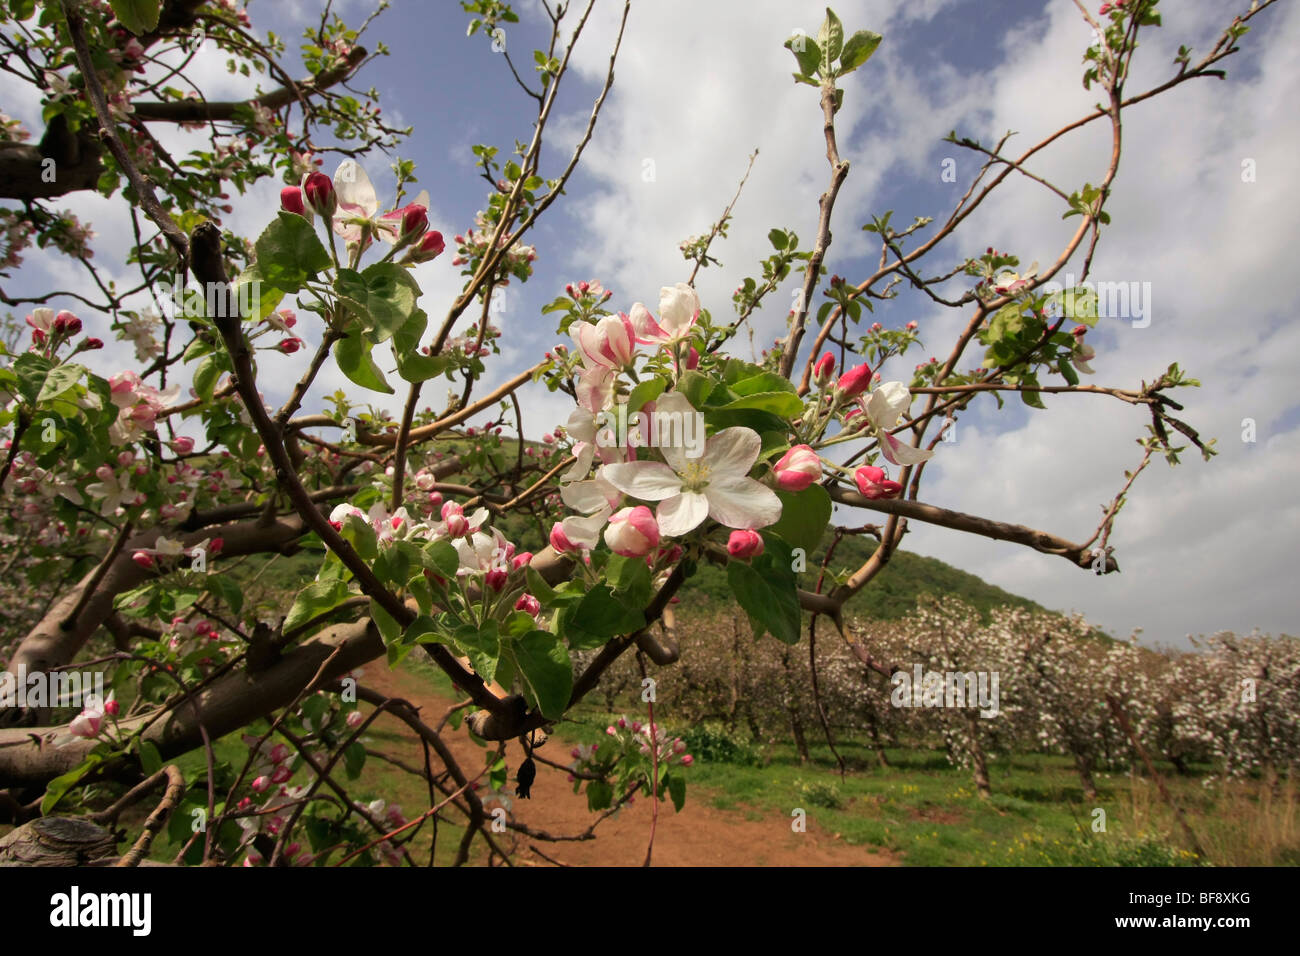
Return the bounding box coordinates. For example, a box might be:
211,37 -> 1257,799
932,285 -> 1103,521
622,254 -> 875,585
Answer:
303,171 -> 336,219
68,707 -> 103,738
514,593 -> 541,616
601,393 -> 781,537
280,186 -> 310,219
331,161 -> 378,242
837,363 -> 873,398
814,351 -> 836,387
854,465 -> 903,500
862,381 -> 936,467
773,445 -> 821,492
405,229 -> 446,263
727,528 -> 765,559
603,505 -> 660,557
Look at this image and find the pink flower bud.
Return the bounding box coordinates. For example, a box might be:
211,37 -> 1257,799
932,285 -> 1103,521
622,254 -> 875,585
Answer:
277,337 -> 303,354
837,363 -> 873,398
251,775 -> 272,793
681,754 -> 694,766
407,229 -> 445,263
302,171 -> 336,218
906,321 -> 918,331
132,551 -> 155,569
280,187 -> 309,218
727,528 -> 765,559
209,537 -> 223,554
514,593 -> 541,616
511,551 -> 533,570
104,699 -> 120,716
269,743 -> 290,764
54,310 -> 82,335
84,337 -> 104,350
346,710 -> 364,728
603,506 -> 660,558
549,522 -> 581,555
854,465 -> 903,500
69,711 -> 102,738
686,347 -> 700,370
271,764 -> 293,785
172,436 -> 195,454
814,351 -> 836,387
1072,324 -> 1088,337
485,568 -> 508,592
773,444 -> 821,492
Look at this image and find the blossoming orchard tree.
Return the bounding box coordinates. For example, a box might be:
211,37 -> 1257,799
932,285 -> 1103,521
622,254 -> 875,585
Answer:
0,0 -> 1279,866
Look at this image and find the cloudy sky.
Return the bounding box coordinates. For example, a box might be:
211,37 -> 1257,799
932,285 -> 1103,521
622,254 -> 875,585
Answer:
4,0 -> 1297,648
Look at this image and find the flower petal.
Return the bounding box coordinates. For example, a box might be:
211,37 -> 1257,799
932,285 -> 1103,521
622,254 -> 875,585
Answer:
866,380 -> 911,427
704,475 -> 782,530
880,431 -> 935,466
703,426 -> 761,477
656,492 -> 709,537
602,461 -> 682,501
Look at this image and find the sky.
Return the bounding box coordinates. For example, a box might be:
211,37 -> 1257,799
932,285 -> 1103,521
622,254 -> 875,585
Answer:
3,0 -> 1298,648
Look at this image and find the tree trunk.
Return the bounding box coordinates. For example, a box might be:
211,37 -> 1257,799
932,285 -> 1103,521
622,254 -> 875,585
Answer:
866,706 -> 891,768
1073,750 -> 1099,800
966,712 -> 991,798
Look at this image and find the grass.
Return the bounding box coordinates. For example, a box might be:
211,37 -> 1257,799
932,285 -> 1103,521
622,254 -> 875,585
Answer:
552,699 -> 1298,866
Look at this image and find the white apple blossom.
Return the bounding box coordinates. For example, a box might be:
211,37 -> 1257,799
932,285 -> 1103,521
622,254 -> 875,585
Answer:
601,393 -> 781,537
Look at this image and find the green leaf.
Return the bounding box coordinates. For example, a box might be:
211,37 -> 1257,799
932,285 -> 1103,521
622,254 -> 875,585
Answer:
626,376 -> 667,413
41,751 -> 106,815
605,554 -> 652,609
730,370 -> 797,397
36,363 -> 84,404
721,391 -> 804,418
839,30 -> 881,73
727,547 -> 802,643
508,630 -> 572,719
254,212 -> 330,301
404,615 -> 439,644
283,579 -> 353,633
192,355 -> 221,402
768,484 -> 832,553
138,740 -> 162,776
1059,356 -> 1079,387
525,565 -> 561,607
784,33 -> 821,78
768,228 -> 788,250
818,8 -> 844,73
343,742 -> 366,779
208,574 -> 244,615
666,772 -> 686,811
334,330 -> 393,394
453,623 -> 500,684
335,263 -> 420,344
561,585 -> 645,649
586,779 -> 613,811
392,309 -> 452,383
109,0 -> 161,35
675,370 -> 713,409
370,598 -> 400,645
12,352 -> 53,404
425,539 -> 460,578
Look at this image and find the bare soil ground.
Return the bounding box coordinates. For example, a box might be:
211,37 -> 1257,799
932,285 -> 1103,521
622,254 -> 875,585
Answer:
365,664 -> 897,867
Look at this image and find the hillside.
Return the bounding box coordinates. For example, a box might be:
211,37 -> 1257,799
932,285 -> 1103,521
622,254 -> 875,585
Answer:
679,533 -> 1054,624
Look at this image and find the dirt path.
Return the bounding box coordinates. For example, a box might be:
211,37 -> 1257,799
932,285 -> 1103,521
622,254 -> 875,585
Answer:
363,665 -> 896,867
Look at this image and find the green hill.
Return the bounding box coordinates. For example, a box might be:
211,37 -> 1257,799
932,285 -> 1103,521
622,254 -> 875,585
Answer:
679,533 -> 1052,624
